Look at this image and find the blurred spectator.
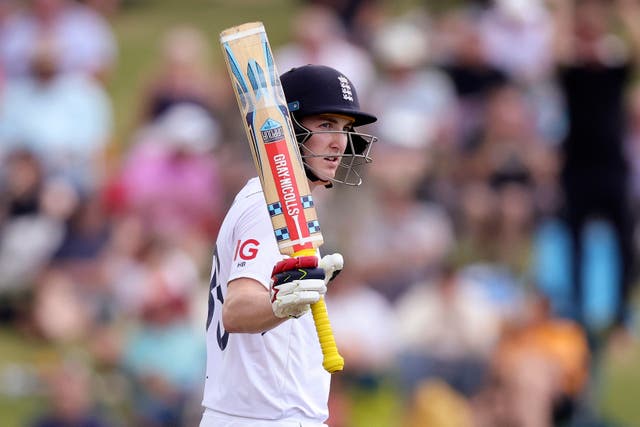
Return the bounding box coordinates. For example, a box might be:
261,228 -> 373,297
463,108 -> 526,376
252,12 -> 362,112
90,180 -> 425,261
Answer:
105,228 -> 201,322
458,262 -> 527,327
314,13 -> 456,302
551,0 -> 640,334
435,7 -> 509,149
320,140 -> 454,302
209,140 -> 255,211
324,268 -> 398,427
52,194 -> 110,267
0,148 -> 43,220
461,83 -> 549,176
0,0 -> 117,82
369,15 -> 457,152
0,150 -> 67,297
627,83 -> 640,216
455,84 -> 556,275
492,179 -> 537,274
366,13 -> 462,213
454,182 -> 496,267
96,213 -> 151,317
304,0 -> 387,48
326,269 -> 398,380
114,103 -> 223,262
31,193 -> 111,343
477,0 -> 554,84
136,26 -> 226,127
31,358 -> 114,427
275,3 -> 376,97
0,36 -> 113,192
117,237 -> 205,427
476,0 -> 567,144
394,265 -> 501,399
473,293 -> 590,427
32,268 -> 93,342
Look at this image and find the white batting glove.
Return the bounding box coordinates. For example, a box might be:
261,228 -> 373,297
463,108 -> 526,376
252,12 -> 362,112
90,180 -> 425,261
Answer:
319,253 -> 344,286
270,256 -> 327,318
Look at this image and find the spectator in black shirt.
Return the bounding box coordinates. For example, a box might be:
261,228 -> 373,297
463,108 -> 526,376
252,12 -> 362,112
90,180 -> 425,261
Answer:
551,0 -> 640,339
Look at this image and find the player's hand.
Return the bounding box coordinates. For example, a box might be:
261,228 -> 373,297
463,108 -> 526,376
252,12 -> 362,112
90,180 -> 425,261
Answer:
319,253 -> 344,286
270,256 -> 327,318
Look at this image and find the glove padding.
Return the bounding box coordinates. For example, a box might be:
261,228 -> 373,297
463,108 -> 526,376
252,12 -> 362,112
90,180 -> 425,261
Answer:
270,256 -> 325,318
270,253 -> 343,319
319,253 -> 344,285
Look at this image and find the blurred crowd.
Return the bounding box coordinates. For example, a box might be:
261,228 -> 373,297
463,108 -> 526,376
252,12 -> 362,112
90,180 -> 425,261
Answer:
0,0 -> 639,426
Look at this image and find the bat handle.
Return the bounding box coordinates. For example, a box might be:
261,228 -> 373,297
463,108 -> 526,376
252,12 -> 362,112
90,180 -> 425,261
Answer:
293,249 -> 344,373
311,298 -> 344,373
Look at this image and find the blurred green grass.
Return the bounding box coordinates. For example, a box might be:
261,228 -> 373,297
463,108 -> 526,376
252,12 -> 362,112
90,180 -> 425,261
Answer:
0,328 -> 52,427
601,334 -> 640,425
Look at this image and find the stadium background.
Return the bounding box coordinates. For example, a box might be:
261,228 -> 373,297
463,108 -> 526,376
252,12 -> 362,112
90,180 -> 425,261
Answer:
1,0 -> 640,426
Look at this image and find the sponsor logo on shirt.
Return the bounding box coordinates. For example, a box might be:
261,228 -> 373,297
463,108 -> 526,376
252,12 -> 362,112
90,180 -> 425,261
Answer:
234,239 -> 259,265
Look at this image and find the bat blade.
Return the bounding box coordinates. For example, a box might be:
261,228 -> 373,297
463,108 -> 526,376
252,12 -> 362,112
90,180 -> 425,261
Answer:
220,22 -> 344,373
220,22 -> 321,255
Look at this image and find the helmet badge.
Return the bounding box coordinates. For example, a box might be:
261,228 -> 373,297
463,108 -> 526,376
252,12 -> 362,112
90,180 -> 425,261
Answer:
338,75 -> 354,102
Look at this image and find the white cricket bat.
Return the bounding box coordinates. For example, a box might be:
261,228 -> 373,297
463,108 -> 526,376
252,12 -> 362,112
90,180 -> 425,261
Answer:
219,22 -> 344,373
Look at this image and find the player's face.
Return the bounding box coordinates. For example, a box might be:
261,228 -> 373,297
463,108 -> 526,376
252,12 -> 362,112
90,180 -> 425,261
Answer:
299,114 -> 354,185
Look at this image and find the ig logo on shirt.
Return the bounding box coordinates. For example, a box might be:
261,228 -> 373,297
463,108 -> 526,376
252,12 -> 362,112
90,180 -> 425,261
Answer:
234,239 -> 259,266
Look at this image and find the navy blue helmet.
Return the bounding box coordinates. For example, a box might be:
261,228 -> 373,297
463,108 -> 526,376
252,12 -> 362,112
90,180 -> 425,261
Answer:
280,65 -> 378,186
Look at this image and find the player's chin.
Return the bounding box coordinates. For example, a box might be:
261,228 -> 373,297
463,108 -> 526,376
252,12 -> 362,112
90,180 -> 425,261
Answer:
316,167 -> 338,182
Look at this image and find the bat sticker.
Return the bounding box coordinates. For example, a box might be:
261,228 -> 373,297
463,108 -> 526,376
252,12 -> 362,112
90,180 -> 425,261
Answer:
260,118 -> 284,143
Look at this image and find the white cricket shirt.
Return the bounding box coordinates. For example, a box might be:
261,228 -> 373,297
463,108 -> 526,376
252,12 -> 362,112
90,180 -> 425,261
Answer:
202,177 -> 330,423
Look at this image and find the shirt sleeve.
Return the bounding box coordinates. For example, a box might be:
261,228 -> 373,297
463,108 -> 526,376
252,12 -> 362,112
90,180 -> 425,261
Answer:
228,194 -> 283,289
